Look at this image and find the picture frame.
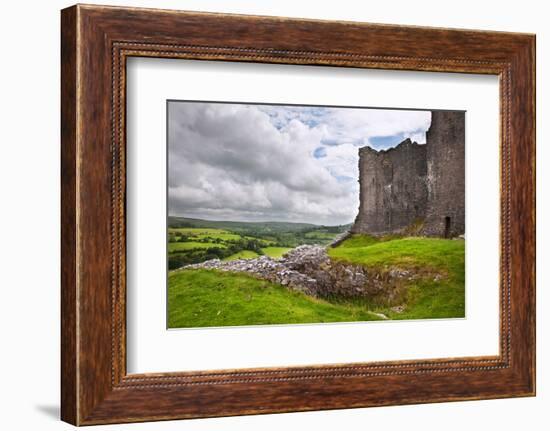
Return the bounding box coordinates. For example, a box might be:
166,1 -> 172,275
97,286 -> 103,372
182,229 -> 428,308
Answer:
61,4 -> 535,425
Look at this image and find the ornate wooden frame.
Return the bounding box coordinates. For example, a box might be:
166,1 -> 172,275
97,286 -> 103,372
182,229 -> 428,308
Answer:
61,4 -> 536,425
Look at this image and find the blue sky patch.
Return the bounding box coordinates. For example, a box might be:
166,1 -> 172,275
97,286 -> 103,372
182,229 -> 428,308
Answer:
313,147 -> 327,158
336,175 -> 354,183
368,134 -> 407,150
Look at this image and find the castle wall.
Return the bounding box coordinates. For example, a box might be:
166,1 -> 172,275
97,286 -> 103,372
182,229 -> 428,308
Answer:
351,110 -> 465,238
351,139 -> 427,235
423,111 -> 465,237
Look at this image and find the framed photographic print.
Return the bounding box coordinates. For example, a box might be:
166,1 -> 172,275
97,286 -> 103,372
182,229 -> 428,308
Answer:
164,101 -> 465,330
61,4 -> 535,425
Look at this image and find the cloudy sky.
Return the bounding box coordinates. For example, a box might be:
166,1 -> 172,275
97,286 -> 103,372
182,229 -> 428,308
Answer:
168,102 -> 431,225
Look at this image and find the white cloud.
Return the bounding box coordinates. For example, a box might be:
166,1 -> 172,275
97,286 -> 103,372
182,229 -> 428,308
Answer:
324,108 -> 431,142
168,102 -> 430,225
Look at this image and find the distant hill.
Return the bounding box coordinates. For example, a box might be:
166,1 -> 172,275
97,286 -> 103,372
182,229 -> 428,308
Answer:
168,216 -> 350,234
167,217 -> 352,269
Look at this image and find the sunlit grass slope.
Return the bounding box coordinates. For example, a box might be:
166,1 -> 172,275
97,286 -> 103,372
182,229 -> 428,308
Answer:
168,269 -> 385,328
328,235 -> 465,320
168,235 -> 465,328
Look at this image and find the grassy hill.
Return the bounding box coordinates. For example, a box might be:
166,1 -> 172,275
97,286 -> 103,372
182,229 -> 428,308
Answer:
223,250 -> 260,261
167,216 -> 350,269
169,216 -> 324,233
168,269 -> 385,328
167,234 -> 465,328
328,235 -> 465,320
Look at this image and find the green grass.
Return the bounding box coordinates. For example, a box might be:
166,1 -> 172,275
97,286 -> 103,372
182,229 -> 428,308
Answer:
168,227 -> 242,241
167,234 -> 465,328
329,235 -> 465,320
261,247 -> 292,258
167,216 -> 350,248
223,250 -> 260,261
329,235 -> 463,272
304,231 -> 337,240
168,269 -> 385,328
331,234 -> 382,249
223,247 -> 291,261
168,241 -> 227,252
169,227 -> 222,234
168,216 -> 321,233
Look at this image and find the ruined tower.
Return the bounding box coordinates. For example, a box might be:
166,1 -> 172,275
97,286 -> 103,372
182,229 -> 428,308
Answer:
351,110 -> 465,238
351,139 -> 428,235
422,111 -> 465,237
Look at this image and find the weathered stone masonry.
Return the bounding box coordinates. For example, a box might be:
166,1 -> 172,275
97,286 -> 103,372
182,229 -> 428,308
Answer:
351,110 -> 465,238
423,111 -> 465,237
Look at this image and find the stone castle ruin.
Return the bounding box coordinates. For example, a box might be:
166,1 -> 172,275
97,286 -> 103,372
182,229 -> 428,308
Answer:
181,110 -> 465,304
351,110 -> 465,238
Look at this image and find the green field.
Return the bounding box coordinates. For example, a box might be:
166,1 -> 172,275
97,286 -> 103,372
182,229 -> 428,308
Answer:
223,250 -> 260,261
168,241 -> 227,252
168,269 -> 385,328
304,231 -> 338,240
168,227 -> 243,242
169,216 -> 322,233
168,234 -> 465,328
328,235 -> 463,272
167,217 -> 349,269
261,247 -> 292,258
328,235 -> 465,320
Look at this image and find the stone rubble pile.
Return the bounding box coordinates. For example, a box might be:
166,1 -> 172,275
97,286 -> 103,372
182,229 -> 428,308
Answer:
180,245 -> 414,300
